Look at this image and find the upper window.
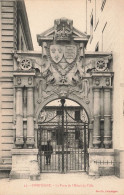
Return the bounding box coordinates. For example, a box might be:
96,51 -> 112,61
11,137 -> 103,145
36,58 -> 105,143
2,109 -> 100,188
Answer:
101,0 -> 106,11
75,110 -> 80,121
21,37 -> 24,51
102,22 -> 107,51
94,0 -> 100,29
95,42 -> 99,51
90,14 -> 93,42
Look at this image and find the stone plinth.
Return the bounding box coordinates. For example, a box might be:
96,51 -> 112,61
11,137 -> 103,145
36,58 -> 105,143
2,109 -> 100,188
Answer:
114,149 -> 124,178
88,149 -> 114,176
10,149 -> 39,179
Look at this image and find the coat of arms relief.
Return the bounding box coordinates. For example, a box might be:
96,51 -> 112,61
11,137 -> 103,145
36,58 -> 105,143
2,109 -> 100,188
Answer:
13,18 -> 112,106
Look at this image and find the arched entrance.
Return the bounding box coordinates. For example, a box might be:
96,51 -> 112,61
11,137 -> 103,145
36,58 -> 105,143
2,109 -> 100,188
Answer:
10,18 -> 114,179
37,99 -> 89,173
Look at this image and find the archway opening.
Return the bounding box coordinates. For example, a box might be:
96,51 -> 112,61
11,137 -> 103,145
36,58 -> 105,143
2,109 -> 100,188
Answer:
37,98 -> 89,173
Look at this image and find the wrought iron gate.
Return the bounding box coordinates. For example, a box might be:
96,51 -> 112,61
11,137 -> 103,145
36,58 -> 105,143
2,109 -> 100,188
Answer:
38,100 -> 89,173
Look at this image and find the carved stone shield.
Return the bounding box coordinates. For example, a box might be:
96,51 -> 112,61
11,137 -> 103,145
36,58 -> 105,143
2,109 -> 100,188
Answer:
64,45 -> 77,64
50,45 -> 64,63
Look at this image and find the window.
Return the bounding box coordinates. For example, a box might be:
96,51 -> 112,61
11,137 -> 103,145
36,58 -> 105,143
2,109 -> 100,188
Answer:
94,0 -> 100,29
102,22 -> 107,51
90,14 -> 93,42
101,0 -> 106,11
21,37 -> 24,51
95,42 -> 99,51
75,110 -> 80,121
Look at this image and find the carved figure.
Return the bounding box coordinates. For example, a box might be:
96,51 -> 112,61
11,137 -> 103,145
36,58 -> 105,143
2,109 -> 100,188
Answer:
79,79 -> 90,98
82,79 -> 90,98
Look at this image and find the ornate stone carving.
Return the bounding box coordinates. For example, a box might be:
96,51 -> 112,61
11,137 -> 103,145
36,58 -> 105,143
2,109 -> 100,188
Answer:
48,44 -> 78,76
82,55 -> 112,74
17,77 -> 21,85
106,78 -> 110,86
28,77 -> 33,85
13,52 -> 33,71
95,59 -> 107,71
50,45 -> 64,63
59,76 -> 67,84
81,79 -> 90,102
54,18 -> 73,41
20,58 -> 32,70
79,43 -> 85,58
95,78 -> 100,86
64,45 -> 77,64
38,110 -> 47,122
95,55 -> 112,72
42,42 -> 48,59
70,78 -> 90,104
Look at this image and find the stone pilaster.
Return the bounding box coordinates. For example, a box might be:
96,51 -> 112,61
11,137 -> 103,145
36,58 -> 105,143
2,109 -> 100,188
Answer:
89,123 -> 93,148
103,88 -> 112,148
34,124 -> 38,148
93,88 -> 101,148
15,87 -> 24,148
26,87 -> 35,148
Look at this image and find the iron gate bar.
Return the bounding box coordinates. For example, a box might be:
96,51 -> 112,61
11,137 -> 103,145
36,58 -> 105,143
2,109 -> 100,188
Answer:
38,104 -> 89,173
61,99 -> 65,173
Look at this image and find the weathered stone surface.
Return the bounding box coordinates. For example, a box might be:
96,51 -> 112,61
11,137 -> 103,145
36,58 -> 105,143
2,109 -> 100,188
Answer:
10,149 -> 39,179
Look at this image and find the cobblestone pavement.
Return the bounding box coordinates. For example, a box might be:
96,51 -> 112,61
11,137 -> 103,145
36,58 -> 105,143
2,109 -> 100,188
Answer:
0,173 -> 124,195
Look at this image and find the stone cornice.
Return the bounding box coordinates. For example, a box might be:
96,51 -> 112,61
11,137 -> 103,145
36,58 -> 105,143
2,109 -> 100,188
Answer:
11,149 -> 38,155
13,71 -> 35,76
85,51 -> 112,57
92,72 -> 114,76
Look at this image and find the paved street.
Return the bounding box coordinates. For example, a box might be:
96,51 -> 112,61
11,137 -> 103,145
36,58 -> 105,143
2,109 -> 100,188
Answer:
0,173 -> 124,195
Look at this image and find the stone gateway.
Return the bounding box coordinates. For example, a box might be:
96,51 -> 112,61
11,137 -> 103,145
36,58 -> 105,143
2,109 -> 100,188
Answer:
9,18 -> 114,178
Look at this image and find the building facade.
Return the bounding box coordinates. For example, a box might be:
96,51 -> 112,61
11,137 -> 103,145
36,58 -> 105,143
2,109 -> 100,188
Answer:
0,0 -> 123,179
0,0 -> 33,177
86,0 -> 124,178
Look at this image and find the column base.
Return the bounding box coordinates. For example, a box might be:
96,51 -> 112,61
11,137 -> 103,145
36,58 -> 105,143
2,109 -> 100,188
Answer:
10,149 -> 40,179
26,137 -> 35,148
93,136 -> 101,148
88,148 -> 114,176
114,149 -> 124,178
104,137 -> 112,149
15,137 -> 24,148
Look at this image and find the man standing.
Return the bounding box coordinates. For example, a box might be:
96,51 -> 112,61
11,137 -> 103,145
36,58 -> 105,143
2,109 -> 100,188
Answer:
44,140 -> 53,165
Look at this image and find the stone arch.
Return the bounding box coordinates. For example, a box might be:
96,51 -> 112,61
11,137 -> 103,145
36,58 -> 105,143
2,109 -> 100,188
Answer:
35,93 -> 92,124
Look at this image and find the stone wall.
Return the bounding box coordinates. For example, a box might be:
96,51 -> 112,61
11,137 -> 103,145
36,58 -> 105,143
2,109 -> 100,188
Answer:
0,0 -> 33,174
0,0 -> 17,170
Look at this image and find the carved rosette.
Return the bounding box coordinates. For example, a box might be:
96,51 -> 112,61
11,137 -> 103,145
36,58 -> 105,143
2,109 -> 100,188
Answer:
95,59 -> 107,71
20,58 -> 32,70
